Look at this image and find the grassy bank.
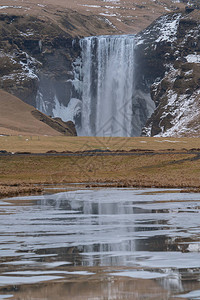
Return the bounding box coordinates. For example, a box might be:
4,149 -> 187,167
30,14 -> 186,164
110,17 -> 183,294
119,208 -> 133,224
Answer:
1,137 -> 200,198
0,152 -> 200,188
0,184 -> 43,199
1,135 -> 200,153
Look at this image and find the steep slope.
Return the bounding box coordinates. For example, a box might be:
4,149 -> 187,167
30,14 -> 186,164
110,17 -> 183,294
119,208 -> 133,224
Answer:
135,9 -> 200,137
0,1 -> 199,137
0,0 -> 186,109
0,89 -> 76,136
0,0 -> 185,35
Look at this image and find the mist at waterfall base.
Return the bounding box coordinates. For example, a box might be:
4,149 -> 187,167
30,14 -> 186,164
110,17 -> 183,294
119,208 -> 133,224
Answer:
37,35 -> 155,137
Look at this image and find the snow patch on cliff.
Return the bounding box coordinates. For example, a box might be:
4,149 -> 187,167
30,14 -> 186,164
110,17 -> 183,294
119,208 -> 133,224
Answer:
156,90 -> 200,137
19,52 -> 39,80
186,54 -> 200,63
144,60 -> 200,137
0,6 -> 23,9
1,51 -> 38,82
136,13 -> 181,46
155,14 -> 181,43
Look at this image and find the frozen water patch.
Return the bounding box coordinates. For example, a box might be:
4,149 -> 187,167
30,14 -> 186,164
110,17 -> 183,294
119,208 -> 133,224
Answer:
0,201 -> 11,206
187,243 -> 200,252
2,260 -> 71,267
2,260 -> 38,266
138,252 -> 200,269
0,275 -> 63,286
52,96 -> 81,123
2,188 -> 200,296
4,270 -> 95,276
176,290 -> 200,299
44,261 -> 72,268
110,270 -> 167,279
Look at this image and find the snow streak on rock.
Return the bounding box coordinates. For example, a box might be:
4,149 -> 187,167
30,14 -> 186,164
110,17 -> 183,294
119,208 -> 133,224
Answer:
156,89 -> 200,137
139,11 -> 200,137
145,63 -> 200,137
0,51 -> 38,82
186,54 -> 200,63
155,14 -> 181,43
136,13 -> 181,46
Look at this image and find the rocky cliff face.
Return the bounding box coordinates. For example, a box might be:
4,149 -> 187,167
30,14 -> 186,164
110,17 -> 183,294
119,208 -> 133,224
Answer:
0,12 -> 114,111
1,5 -> 200,137
135,9 -> 200,137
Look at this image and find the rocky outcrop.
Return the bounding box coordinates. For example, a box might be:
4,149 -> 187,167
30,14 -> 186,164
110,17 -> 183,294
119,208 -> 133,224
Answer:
1,6 -> 200,137
135,9 -> 200,137
31,111 -> 77,136
0,12 -> 114,111
0,89 -> 76,136
0,13 -> 81,107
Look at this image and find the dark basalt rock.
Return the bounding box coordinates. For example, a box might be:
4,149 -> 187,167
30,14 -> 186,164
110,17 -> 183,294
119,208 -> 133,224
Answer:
53,118 -> 77,136
0,13 -> 81,109
32,110 -> 77,136
135,9 -> 200,136
185,6 -> 195,13
1,8 -> 200,137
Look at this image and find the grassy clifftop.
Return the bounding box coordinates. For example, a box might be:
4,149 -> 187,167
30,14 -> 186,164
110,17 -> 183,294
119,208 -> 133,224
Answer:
0,0 -> 185,35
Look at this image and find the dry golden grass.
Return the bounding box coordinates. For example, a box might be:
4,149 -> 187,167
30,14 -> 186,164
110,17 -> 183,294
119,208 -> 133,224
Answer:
0,184 -> 43,198
0,0 -> 185,35
0,90 -> 62,136
1,135 -> 200,153
1,136 -> 200,198
0,151 -> 200,189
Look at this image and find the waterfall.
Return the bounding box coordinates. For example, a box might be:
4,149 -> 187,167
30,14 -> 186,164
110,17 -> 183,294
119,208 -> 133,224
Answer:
35,34 -> 155,137
79,35 -> 136,137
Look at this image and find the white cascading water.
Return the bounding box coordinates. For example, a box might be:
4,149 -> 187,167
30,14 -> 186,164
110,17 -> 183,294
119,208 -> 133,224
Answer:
79,35 -> 136,137
36,35 -> 155,137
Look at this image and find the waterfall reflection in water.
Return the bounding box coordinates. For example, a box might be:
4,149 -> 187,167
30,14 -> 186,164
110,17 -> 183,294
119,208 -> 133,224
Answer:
1,188 -> 200,299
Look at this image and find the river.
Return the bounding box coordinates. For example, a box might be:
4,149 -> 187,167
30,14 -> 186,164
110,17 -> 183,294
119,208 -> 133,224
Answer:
1,187 -> 200,299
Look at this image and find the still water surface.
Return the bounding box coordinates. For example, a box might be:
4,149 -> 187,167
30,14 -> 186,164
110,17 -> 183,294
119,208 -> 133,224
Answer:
1,188 -> 200,299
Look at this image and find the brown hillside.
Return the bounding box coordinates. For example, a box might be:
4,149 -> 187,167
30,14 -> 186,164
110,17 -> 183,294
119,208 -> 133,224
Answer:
0,89 -> 65,136
0,0 -> 185,35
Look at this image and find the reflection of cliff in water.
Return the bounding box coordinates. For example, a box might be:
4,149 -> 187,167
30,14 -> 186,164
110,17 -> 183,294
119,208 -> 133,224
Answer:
2,189 -> 200,299
37,193 -> 135,266
36,190 -> 189,267
1,275 -> 175,300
